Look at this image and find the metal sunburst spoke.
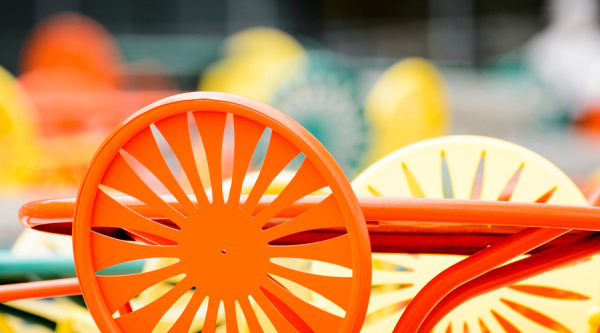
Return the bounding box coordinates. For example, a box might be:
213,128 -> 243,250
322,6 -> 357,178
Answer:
268,261 -> 352,309
114,278 -> 193,332
123,127 -> 197,214
101,153 -> 187,226
261,277 -> 344,331
242,132 -> 300,214
254,159 -> 327,226
228,115 -> 266,207
91,232 -> 177,272
96,262 -> 183,314
166,290 -> 207,333
92,190 -> 179,242
263,195 -> 345,242
193,111 -> 228,205
268,234 -> 353,269
155,113 -> 210,209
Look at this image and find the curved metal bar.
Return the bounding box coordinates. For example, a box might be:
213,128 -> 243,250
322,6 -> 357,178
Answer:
392,227 -> 568,332
417,232 -> 600,333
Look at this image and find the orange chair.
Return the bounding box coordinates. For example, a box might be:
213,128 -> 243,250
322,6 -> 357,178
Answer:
2,92 -> 600,332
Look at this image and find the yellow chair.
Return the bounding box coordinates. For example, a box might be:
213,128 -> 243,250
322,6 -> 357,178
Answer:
200,27 -> 307,104
364,58 -> 450,166
0,66 -> 41,190
351,135 -> 600,332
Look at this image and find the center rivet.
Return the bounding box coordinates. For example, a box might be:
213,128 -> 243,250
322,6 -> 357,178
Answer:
221,249 -> 227,255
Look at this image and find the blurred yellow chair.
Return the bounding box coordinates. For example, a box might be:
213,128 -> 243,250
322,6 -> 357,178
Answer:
364,58 -> 450,166
200,27 -> 307,104
0,66 -> 97,191
0,66 -> 41,190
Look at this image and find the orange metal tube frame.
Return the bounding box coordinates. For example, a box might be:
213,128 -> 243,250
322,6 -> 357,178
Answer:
9,195 -> 600,329
19,195 -> 600,232
418,232 -> 600,333
0,277 -> 80,302
393,226 -> 569,332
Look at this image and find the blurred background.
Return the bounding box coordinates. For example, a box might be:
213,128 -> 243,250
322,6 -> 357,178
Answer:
3,0 -> 600,331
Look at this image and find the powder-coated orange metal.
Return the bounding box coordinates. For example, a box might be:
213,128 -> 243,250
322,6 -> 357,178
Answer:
19,195 -> 600,252
72,92 -> 372,332
21,194 -> 600,231
0,277 -> 80,302
6,92 -> 600,332
418,231 -> 600,333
